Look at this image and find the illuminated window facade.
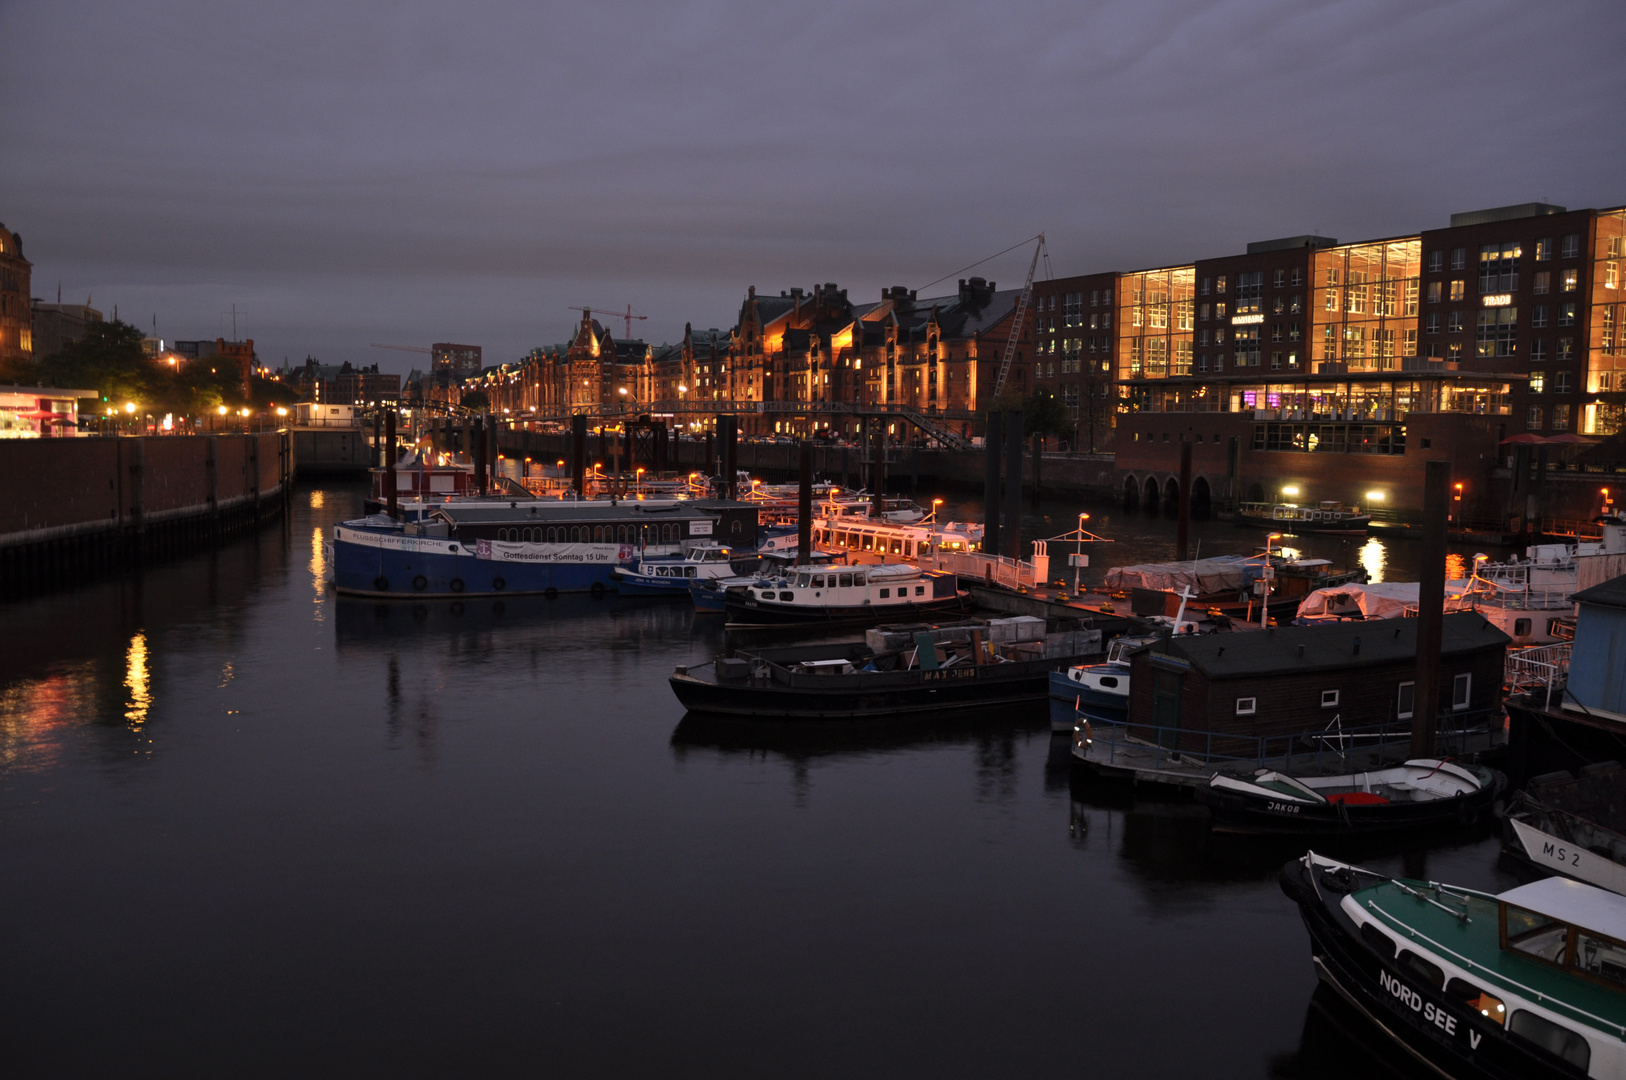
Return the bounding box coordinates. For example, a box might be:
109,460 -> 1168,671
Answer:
1314,238 -> 1421,372
1118,265 -> 1194,380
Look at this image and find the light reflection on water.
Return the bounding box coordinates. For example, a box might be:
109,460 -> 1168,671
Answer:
309,526 -> 328,613
0,662 -> 98,773
123,631 -> 150,730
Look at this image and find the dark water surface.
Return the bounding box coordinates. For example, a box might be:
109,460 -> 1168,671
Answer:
0,483 -> 1516,1078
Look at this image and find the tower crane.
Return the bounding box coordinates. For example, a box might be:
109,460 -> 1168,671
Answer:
991,233 -> 1047,403
570,304 -> 647,340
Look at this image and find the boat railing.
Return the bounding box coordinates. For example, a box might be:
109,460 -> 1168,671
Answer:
925,549 -> 1045,591
1506,642 -> 1572,706
1081,711 -> 1501,776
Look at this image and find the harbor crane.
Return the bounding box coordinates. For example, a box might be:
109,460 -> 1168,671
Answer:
990,233 -> 1047,403
570,304 -> 647,340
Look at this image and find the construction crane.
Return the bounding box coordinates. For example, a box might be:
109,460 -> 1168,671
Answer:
991,233 -> 1046,403
569,304 -> 647,340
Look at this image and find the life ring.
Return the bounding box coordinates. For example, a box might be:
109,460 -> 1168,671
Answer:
412,575 -> 428,591
449,578 -> 465,593
374,576 -> 390,591
544,587 -> 558,599
492,576 -> 506,591
590,581 -> 606,597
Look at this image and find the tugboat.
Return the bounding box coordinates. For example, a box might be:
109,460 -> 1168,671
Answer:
1200,759 -> 1504,834
1281,850 -> 1626,1079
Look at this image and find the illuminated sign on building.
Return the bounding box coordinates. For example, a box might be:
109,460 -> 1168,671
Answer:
1231,314 -> 1265,326
1482,294 -> 1513,307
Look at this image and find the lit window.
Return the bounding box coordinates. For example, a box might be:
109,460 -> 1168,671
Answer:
1450,280 -> 1466,301
1528,405 -> 1543,428
1561,268 -> 1579,292
1427,281 -> 1442,303
1535,238 -> 1553,262
1559,302 -> 1576,326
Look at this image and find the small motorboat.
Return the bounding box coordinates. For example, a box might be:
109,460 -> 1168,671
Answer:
1200,759 -> 1505,834
1281,850 -> 1626,1080
611,542 -> 754,597
1235,500 -> 1372,534
1046,634 -> 1157,732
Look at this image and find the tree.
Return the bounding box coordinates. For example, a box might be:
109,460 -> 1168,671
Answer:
35,320 -> 158,409
460,389 -> 490,412
1022,386 -> 1071,439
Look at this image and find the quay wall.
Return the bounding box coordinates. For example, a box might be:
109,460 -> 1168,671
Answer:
293,426 -> 373,475
0,432 -> 293,596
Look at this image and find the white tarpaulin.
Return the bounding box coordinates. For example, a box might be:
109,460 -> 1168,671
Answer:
1103,556 -> 1256,594
1295,582 -> 1418,620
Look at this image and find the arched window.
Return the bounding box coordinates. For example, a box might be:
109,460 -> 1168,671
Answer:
731,520 -> 742,534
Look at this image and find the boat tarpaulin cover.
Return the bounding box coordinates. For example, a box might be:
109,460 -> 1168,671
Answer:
1296,582 -> 1418,620
1104,555 -> 1256,594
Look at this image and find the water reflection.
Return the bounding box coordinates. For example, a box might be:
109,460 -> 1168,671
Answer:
123,631 -> 151,730
1268,985 -> 1438,1079
309,526 -> 328,612
1358,539 -> 1386,582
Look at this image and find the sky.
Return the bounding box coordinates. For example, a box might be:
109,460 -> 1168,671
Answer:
3,0 -> 1624,375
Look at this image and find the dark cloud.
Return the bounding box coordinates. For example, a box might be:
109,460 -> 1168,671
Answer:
3,0 -> 1623,371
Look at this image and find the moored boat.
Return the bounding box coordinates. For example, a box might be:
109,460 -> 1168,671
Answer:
1503,763 -> 1626,896
1236,501 -> 1372,534
723,561 -> 968,625
1281,850 -> 1626,1079
669,618 -> 1104,719
610,542 -> 757,597
1047,634 -> 1158,732
1199,759 -> 1505,834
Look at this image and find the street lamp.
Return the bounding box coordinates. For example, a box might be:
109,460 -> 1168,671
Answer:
1073,511 -> 1090,597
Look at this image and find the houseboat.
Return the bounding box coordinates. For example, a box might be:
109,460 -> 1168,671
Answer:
810,512 -> 984,565
1281,850 -> 1626,1079
723,562 -> 968,625
1071,613 -> 1511,787
668,617 -> 1103,719
329,499 -> 759,598
1235,500 -> 1372,534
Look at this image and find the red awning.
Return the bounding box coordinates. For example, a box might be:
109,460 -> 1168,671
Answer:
1499,433 -> 1547,444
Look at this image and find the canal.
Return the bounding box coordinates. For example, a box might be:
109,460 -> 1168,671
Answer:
0,482 -> 1516,1077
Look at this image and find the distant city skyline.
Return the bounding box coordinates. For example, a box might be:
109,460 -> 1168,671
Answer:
3,0 -> 1624,374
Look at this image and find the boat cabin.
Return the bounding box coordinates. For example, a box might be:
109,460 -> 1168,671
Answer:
1498,877 -> 1626,993
426,501 -> 755,548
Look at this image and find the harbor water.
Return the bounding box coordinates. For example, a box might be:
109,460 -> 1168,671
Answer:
0,483 -> 1518,1077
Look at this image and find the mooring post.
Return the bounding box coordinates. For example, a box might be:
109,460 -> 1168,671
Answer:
797,439 -> 814,565
1411,460 -> 1451,759
871,429 -> 885,519
983,412 -> 1002,557
571,414 -> 587,498
1177,439 -> 1192,562
385,410 -> 398,517
1003,410 -> 1023,561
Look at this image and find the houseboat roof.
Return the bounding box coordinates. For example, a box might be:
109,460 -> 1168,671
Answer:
1572,572 -> 1626,611
1158,611 -> 1508,678
432,503 -> 722,524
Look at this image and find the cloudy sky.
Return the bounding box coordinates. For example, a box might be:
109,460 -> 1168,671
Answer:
3,0 -> 1623,373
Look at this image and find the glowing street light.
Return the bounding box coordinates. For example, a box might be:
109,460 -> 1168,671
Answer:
1261,532 -> 1284,628
124,402 -> 136,414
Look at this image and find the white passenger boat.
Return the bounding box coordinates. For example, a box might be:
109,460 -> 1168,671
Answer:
610,543 -> 757,597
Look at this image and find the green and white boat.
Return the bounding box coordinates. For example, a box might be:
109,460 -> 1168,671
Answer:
1282,851 -> 1626,1078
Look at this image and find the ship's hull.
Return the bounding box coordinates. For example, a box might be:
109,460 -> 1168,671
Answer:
723,593 -> 969,625
331,529 -> 625,597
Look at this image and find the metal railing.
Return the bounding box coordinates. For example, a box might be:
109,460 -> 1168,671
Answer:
927,550 -> 1043,591
1506,642 -> 1571,707
1081,711 -> 1501,776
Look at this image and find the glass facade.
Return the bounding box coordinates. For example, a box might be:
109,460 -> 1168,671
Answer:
1312,238 -> 1421,371
1118,266 -> 1194,379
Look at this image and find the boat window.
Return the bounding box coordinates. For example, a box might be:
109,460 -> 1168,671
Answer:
1321,690 -> 1339,708
853,573 -> 865,586
1099,676 -> 1119,689
1397,950 -> 1444,990
797,574 -> 811,588
1508,1010 -> 1590,1072
915,586 -> 925,596
919,541 -> 933,555
1359,921 -> 1397,958
904,541 -> 915,558
1397,681 -> 1415,720
1235,697 -> 1257,716
862,535 -> 874,551
879,588 -> 890,598
1452,673 -> 1472,710
1514,617 -> 1532,637
1576,929 -> 1626,987
1445,978 -> 1505,1026
890,538 -> 903,554
811,576 -> 825,588
1505,906 -> 1570,964
780,591 -> 794,601
685,567 -> 697,578
839,574 -> 853,587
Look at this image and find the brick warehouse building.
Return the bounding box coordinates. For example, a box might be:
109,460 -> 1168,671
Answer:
0,223 -> 32,375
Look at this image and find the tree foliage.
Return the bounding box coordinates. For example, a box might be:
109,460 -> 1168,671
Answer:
460,390 -> 491,412
1022,386 -> 1072,438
